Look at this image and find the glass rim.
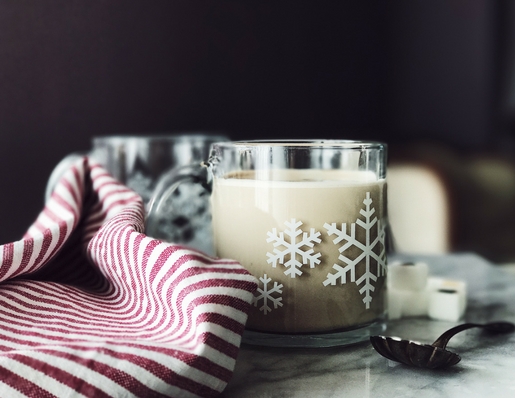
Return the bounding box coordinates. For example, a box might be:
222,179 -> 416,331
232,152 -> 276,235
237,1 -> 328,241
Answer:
92,132 -> 229,143
212,139 -> 386,150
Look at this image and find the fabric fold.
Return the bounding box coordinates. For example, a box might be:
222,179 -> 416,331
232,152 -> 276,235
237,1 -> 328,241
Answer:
0,156 -> 257,398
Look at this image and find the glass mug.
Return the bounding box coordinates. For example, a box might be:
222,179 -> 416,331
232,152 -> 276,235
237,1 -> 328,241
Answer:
155,140 -> 388,347
45,134 -> 228,255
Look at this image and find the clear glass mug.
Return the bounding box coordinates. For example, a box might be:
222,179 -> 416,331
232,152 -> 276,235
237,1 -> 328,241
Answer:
45,134 -> 228,255
156,140 -> 388,347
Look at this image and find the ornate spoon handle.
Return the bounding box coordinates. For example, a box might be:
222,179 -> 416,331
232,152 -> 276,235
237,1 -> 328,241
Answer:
431,321 -> 515,349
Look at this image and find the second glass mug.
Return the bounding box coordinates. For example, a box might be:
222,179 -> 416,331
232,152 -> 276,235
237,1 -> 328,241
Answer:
45,133 -> 228,255
153,139 -> 389,347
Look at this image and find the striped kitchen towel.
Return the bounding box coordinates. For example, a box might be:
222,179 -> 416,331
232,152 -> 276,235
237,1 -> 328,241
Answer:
0,156 -> 257,398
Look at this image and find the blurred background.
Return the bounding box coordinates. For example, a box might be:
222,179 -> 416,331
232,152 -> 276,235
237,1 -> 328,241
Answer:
2,0 -> 515,264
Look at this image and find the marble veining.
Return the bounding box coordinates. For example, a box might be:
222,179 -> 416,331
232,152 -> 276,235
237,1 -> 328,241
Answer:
221,253 -> 515,397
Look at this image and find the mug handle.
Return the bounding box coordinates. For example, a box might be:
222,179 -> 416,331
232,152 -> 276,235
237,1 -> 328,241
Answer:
145,162 -> 214,254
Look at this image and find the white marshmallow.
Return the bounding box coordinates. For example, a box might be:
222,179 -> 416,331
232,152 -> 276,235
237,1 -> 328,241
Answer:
388,262 -> 429,291
398,289 -> 430,317
387,288 -> 430,319
387,288 -> 403,320
427,277 -> 467,321
386,268 -> 467,321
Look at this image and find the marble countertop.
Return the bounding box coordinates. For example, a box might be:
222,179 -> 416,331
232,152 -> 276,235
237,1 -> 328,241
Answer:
222,253 -> 515,398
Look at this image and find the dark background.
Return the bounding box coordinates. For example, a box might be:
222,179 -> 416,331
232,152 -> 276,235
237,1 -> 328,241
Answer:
0,1 -> 513,248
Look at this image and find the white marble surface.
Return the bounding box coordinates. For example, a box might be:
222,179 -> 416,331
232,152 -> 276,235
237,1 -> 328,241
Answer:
222,253 -> 515,397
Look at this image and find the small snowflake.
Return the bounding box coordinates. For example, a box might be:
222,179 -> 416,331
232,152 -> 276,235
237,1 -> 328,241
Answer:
266,219 -> 322,278
253,274 -> 284,315
323,192 -> 387,309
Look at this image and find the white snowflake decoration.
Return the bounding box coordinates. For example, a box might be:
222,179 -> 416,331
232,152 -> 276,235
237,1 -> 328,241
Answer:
323,192 -> 387,309
126,171 -> 153,204
266,219 -> 322,278
253,274 -> 284,315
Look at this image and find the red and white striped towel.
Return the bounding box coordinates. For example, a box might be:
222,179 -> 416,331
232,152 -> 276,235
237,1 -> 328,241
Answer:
0,157 -> 257,398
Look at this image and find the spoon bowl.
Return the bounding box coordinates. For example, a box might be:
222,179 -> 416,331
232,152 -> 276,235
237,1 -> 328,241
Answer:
370,321 -> 515,369
370,335 -> 462,369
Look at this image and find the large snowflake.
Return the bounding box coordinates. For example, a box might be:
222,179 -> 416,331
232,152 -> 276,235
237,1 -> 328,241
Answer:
253,274 -> 284,315
266,219 -> 322,278
323,192 -> 387,309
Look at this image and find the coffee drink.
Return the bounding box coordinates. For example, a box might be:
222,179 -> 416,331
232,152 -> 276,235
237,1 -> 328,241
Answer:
211,169 -> 387,334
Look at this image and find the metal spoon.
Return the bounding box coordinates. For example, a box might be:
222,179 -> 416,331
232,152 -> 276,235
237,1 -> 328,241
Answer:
370,321 -> 515,369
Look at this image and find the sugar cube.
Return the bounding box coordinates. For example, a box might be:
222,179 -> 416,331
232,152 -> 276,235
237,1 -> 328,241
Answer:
427,278 -> 467,321
388,261 -> 429,291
